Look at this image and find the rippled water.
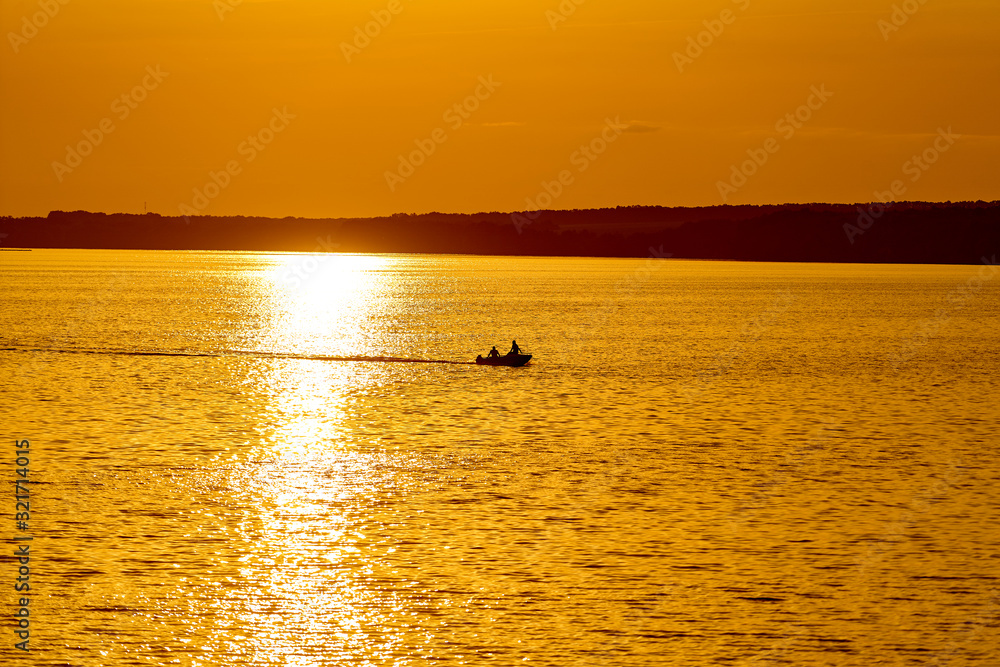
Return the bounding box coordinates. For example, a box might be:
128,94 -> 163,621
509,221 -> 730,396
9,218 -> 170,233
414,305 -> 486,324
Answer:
2,249 -> 999,666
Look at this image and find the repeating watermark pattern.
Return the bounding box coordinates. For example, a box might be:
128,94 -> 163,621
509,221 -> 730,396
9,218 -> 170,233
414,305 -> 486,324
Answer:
51,65 -> 169,183
178,107 -> 295,219
716,85 -> 833,203
545,0 -> 587,30
341,0 -> 408,63
565,245 -> 673,350
855,458 -> 965,578
612,434 -> 990,664
20,268 -> 132,380
727,420 -> 840,531
745,630 -> 810,666
877,0 -> 930,41
743,450 -> 978,663
933,590 -> 1000,666
7,0 -> 70,54
679,290 -> 797,400
844,127 -> 960,244
12,439 -> 32,652
850,456 -> 982,615
214,0 -> 242,21
846,200 -> 898,246
888,255 -> 997,372
384,75 -> 501,192
511,116 -> 629,233
673,0 -> 751,73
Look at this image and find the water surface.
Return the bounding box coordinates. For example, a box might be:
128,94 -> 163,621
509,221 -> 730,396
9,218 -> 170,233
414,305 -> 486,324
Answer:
2,250 -> 999,665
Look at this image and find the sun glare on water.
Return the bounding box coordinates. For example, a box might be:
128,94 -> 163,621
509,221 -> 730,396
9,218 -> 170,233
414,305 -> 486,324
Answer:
199,254 -> 413,665
259,253 -> 395,358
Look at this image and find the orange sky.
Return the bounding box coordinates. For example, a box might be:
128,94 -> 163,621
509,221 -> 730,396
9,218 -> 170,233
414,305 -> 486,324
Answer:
1,0 -> 997,218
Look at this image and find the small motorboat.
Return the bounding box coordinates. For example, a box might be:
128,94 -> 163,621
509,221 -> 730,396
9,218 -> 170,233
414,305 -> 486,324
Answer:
475,352 -> 532,367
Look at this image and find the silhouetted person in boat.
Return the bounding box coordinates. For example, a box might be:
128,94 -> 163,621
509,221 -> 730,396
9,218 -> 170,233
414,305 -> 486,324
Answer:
509,340 -> 521,355
487,346 -> 500,359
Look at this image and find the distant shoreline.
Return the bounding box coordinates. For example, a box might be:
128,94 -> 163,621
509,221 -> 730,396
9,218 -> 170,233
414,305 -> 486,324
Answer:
2,202 -> 998,265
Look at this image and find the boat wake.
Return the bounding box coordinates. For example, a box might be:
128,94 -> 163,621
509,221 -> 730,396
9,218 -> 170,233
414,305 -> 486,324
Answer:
1,345 -> 476,365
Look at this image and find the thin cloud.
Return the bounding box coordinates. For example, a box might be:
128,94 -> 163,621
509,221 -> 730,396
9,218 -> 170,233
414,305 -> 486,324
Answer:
624,122 -> 660,133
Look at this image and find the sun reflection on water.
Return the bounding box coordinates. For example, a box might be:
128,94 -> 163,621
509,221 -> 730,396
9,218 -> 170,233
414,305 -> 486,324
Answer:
220,253 -> 409,664
236,253 -> 406,452
259,253 -> 396,358
219,448 -> 417,666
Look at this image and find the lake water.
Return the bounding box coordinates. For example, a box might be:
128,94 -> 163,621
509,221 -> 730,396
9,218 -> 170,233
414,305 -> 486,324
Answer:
2,249 -> 999,666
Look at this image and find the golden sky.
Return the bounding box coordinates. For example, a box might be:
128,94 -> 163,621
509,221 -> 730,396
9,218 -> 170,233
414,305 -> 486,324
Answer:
1,0 -> 997,218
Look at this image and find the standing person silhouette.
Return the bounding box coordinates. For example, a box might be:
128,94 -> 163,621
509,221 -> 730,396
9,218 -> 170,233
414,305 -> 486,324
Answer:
509,340 -> 521,355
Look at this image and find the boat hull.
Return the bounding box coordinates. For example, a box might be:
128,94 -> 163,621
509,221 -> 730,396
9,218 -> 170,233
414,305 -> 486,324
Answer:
476,353 -> 532,367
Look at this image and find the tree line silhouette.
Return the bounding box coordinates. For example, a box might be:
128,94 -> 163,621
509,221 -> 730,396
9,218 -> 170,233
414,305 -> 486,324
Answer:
1,202 -> 997,264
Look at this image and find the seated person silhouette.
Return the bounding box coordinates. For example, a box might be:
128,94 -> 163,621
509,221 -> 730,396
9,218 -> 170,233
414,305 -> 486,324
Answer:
509,340 -> 521,355
487,346 -> 500,359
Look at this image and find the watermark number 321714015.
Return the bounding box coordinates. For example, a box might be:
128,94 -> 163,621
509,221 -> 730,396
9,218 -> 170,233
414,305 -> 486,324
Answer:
12,439 -> 32,652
